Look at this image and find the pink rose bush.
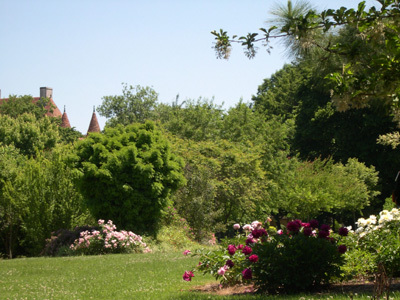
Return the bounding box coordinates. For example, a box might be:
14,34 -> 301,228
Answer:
69,220 -> 151,255
183,218 -> 348,293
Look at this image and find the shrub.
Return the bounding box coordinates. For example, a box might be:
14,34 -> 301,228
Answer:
184,220 -> 347,294
41,225 -> 98,256
69,220 -> 151,255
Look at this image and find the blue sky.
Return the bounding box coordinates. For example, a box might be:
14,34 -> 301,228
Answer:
0,0 -> 376,133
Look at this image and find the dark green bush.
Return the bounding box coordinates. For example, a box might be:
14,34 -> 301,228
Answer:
41,226 -> 98,256
252,232 -> 344,294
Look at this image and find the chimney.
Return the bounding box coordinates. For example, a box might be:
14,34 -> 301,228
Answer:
40,87 -> 53,99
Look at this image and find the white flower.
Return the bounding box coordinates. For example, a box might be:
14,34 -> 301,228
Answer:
356,218 -> 367,227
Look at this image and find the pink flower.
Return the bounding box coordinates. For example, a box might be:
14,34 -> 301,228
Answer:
248,254 -> 259,262
242,268 -> 252,280
183,250 -> 191,256
98,219 -> 105,225
277,229 -> 283,235
243,224 -> 253,232
233,223 -> 241,230
218,266 -> 228,275
183,271 -> 194,281
227,244 -> 237,255
242,246 -> 252,255
237,244 -> 244,250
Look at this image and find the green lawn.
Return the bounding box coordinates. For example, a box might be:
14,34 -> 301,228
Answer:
1,252 -> 399,299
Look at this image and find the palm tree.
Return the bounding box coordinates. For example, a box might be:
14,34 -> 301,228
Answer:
268,0 -> 319,58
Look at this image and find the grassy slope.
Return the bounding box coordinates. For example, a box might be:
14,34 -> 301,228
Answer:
1,252 -> 400,300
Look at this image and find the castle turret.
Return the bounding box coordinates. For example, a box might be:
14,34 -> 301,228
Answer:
60,105 -> 71,128
87,106 -> 101,134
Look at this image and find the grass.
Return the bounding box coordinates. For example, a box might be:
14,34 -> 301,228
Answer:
1,251 -> 400,300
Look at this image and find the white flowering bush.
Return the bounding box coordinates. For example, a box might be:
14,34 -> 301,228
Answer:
350,208 -> 400,279
70,220 -> 151,255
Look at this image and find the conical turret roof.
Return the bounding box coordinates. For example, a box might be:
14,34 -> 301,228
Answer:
87,106 -> 101,134
61,106 -> 71,128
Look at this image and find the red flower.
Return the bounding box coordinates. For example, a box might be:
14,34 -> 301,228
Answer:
246,237 -> 255,245
226,259 -> 234,268
303,227 -> 313,237
182,271 -> 194,281
242,245 -> 252,255
227,244 -> 237,255
338,245 -> 347,254
338,227 -> 349,237
318,230 -> 330,239
309,219 -> 319,229
287,221 -> 300,233
248,254 -> 259,262
242,268 -> 252,280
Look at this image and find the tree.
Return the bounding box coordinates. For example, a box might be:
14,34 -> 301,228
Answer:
212,0 -> 400,114
155,97 -> 224,141
73,121 -> 186,236
171,137 -> 267,239
97,84 -> 159,127
0,95 -> 53,120
0,145 -> 26,259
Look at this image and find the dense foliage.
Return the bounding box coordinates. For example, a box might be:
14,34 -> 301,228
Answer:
73,121 -> 185,236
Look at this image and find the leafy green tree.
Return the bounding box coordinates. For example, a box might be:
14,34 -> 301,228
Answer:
171,137 -> 267,238
0,113 -> 60,157
73,121 -> 186,236
0,95 -> 53,120
155,97 -> 224,141
0,145 -> 26,259
18,146 -> 92,256
98,84 -> 159,126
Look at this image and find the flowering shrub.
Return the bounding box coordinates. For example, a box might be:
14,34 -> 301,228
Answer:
351,208 -> 400,279
69,220 -> 151,255
183,219 -> 347,294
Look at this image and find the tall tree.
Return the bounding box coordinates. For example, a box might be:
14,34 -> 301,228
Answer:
98,84 -> 159,127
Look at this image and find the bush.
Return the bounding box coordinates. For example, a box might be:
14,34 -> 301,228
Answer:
41,225 -> 99,256
251,228 -> 344,293
69,220 -> 151,255
184,220 -> 347,294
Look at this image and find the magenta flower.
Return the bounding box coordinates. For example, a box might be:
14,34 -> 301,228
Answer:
320,224 -> 331,231
338,244 -> 347,254
309,219 -> 319,229
338,227 -> 349,236
226,259 -> 234,268
245,237 -> 255,245
242,268 -> 252,280
318,230 -> 330,239
242,245 -> 252,255
237,244 -> 244,250
183,249 -> 191,256
287,221 -> 300,233
251,228 -> 267,239
182,271 -> 194,281
303,227 -> 313,237
227,244 -> 237,255
248,254 -> 259,262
